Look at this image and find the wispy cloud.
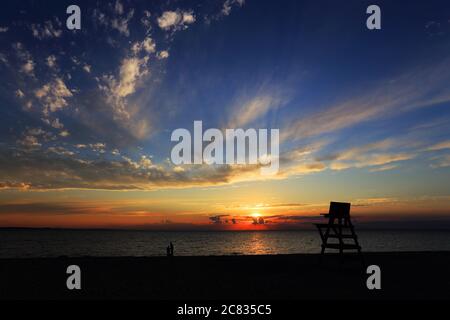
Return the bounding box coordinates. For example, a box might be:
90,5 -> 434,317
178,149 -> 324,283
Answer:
426,140 -> 450,151
282,58 -> 450,142
227,94 -> 283,128
330,153 -> 414,171
430,155 -> 450,168
96,55 -> 152,139
369,164 -> 399,172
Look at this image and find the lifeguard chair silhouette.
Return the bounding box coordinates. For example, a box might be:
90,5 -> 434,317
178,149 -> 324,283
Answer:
314,202 -> 363,263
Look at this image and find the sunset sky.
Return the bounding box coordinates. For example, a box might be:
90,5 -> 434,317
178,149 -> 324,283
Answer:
0,0 -> 450,230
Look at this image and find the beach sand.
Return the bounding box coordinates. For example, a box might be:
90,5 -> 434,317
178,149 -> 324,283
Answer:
1,252 -> 449,300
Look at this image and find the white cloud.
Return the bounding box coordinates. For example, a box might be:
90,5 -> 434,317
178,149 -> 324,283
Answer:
46,55 -> 57,68
141,10 -> 152,32
59,130 -> 70,137
131,37 -> 156,54
50,118 -> 64,129
227,94 -> 284,128
114,0 -> 124,15
369,164 -> 399,172
21,59 -> 35,75
0,53 -> 7,64
14,43 -> 35,76
15,89 -> 25,98
27,128 -> 46,136
332,153 -> 414,170
142,38 -> 156,53
47,146 -> 75,157
157,10 -> 196,31
312,139 -> 416,172
111,9 -> 134,36
157,50 -> 169,59
115,56 -> 149,98
206,0 -> 245,22
31,21 -> 62,39
222,0 -> 245,16
13,42 -> 31,60
426,140 -> 450,151
71,56 -> 81,65
282,58 -> 450,142
431,155 -> 450,168
324,139 -> 395,162
99,57 -> 150,104
96,53 -> 152,139
157,11 -> 179,29
182,12 -> 196,24
93,3 -> 134,37
139,155 -> 153,169
17,135 -> 41,148
35,78 -> 73,115
89,143 -> 106,153
98,56 -> 150,113
278,138 -> 416,176
173,166 -> 185,173
16,128 -> 53,149
83,64 -> 92,73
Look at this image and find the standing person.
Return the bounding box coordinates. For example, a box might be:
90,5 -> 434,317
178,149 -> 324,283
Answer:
170,242 -> 174,256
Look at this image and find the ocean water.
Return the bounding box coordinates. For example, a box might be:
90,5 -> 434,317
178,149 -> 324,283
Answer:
0,229 -> 450,258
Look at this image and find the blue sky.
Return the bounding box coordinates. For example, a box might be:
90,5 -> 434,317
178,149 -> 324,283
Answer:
0,0 -> 450,228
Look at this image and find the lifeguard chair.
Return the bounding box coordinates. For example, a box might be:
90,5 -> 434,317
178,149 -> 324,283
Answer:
314,202 -> 363,263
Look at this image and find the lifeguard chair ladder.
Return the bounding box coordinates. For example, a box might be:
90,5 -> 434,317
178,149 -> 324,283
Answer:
314,202 -> 363,264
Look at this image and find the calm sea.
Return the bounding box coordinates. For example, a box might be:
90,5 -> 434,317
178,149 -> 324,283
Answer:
1,229 -> 450,258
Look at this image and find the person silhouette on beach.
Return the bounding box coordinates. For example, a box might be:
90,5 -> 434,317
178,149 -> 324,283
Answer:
166,242 -> 174,257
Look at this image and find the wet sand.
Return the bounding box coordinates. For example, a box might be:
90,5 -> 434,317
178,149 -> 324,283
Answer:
1,252 -> 449,300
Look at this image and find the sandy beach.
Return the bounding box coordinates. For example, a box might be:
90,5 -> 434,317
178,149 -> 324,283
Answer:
1,252 -> 449,300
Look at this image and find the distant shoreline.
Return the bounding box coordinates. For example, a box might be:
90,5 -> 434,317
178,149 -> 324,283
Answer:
1,227 -> 450,232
